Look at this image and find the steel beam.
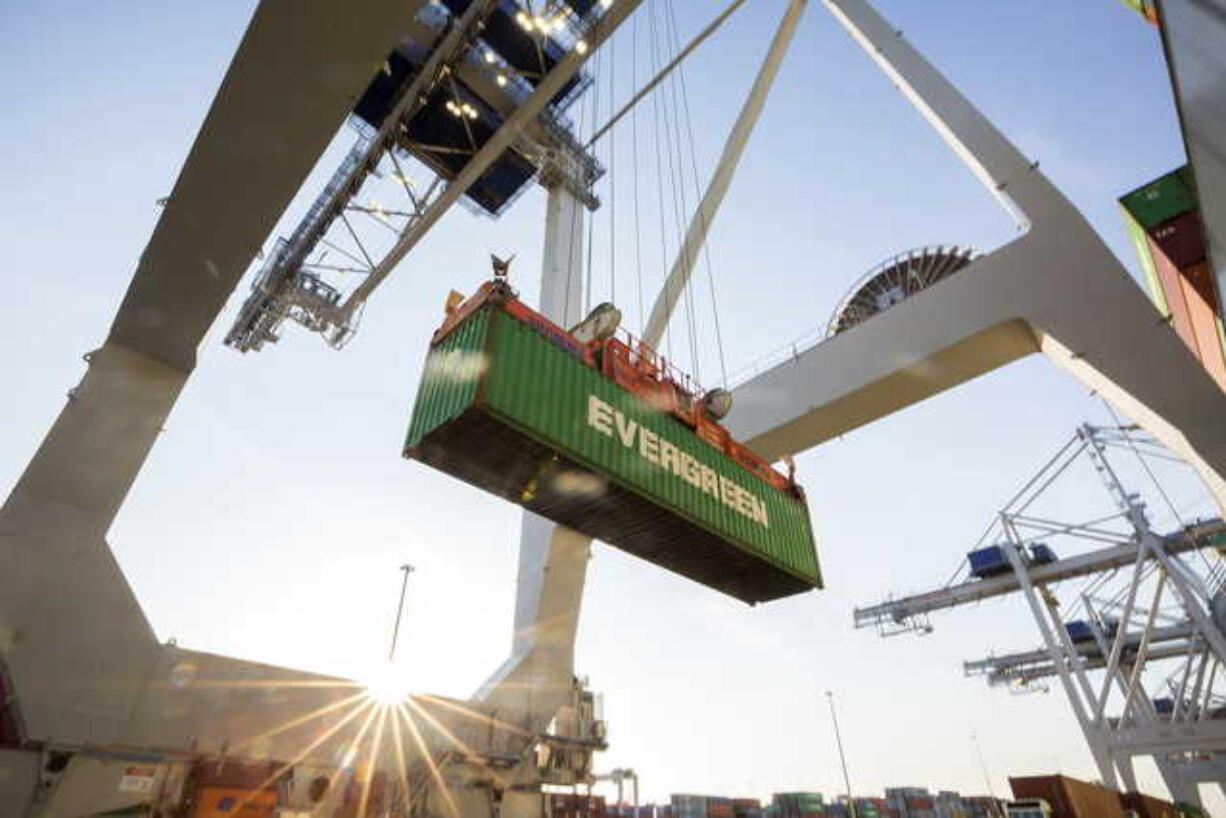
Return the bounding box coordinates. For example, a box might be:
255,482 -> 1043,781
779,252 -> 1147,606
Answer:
342,0 -> 644,315
473,182 -> 592,786
727,0 -> 1226,514
854,519 -> 1225,628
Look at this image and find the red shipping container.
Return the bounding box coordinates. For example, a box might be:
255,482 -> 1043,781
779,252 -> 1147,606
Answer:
1148,210 -> 1207,270
1149,236 -> 1202,356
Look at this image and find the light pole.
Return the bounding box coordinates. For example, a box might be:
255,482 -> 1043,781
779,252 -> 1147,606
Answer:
389,563 -> 414,661
825,691 -> 856,818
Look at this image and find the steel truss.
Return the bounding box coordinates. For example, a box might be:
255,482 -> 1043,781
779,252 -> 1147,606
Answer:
857,424 -> 1226,805
225,0 -> 618,352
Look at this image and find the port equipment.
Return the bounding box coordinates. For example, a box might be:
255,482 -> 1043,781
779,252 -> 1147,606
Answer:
5,0 -> 1226,813
723,0 -> 1226,514
5,0 -> 818,813
855,424 -> 1226,806
404,274 -> 820,603
224,0 -> 633,352
826,246 -> 976,336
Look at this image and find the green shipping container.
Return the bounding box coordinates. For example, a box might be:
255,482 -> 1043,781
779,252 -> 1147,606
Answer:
1120,167 -> 1199,231
404,304 -> 821,603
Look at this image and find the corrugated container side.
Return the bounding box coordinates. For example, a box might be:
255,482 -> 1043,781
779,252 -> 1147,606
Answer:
1009,774 -> 1125,818
481,311 -> 820,583
1179,261 -> 1226,389
1149,210 -> 1207,269
1148,235 -> 1201,356
404,308 -> 490,450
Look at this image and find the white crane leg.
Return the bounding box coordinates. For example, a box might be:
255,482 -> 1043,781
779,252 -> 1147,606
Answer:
474,184 -> 594,811
0,344 -> 180,746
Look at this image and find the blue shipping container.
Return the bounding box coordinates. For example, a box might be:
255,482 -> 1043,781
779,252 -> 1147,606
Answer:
1029,543 -> 1057,565
967,546 -> 1011,579
1065,620 -> 1095,642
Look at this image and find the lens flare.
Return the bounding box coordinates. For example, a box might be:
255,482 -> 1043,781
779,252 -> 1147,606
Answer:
363,665 -> 411,706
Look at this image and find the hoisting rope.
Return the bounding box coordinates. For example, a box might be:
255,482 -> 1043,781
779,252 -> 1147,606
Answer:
665,0 -> 729,387
649,0 -> 702,381
584,40 -> 602,316
659,0 -> 705,385
646,0 -> 674,364
631,12 -> 646,333
607,19 -> 617,309
562,35 -> 594,326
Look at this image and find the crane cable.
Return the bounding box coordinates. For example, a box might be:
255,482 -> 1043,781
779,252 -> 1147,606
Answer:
646,0 -> 674,363
651,0 -> 701,381
584,42 -> 603,315
665,0 -> 729,387
630,11 -> 646,333
663,0 -> 703,382
562,31 -> 595,326
607,15 -> 617,309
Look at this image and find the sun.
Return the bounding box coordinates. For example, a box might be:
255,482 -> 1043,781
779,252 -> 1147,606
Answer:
362,663 -> 412,706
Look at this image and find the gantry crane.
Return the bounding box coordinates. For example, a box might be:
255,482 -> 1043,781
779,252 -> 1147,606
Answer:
6,0 -> 1226,815
855,424 -> 1226,806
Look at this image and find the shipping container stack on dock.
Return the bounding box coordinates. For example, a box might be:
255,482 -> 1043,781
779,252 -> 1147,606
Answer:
732,798 -> 764,818
551,794 -> 610,818
961,797 -> 1001,818
767,792 -> 825,818
672,795 -> 737,818
1120,166 -> 1226,389
885,788 -> 937,818
932,791 -> 969,818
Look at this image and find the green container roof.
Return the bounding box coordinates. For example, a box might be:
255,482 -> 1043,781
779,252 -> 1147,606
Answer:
1120,166 -> 1199,230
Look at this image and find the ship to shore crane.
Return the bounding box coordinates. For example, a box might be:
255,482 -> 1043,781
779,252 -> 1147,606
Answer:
855,424 -> 1226,806
7,0 -> 1226,814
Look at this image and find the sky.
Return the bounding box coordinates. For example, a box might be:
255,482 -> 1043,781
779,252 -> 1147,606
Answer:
2,0 -> 1224,811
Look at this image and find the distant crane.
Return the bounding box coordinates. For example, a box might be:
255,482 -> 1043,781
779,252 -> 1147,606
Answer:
855,424 -> 1226,806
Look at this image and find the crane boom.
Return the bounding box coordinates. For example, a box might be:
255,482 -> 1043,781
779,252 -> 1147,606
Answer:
853,519 -> 1226,630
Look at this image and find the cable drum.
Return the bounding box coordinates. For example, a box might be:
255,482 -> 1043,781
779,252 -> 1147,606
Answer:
827,245 -> 977,336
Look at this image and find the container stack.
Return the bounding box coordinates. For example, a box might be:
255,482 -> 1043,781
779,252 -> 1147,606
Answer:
551,794 -> 609,818
932,791 -> 968,818
962,797 -> 1003,818
1118,0 -> 1158,24
885,788 -> 936,818
1120,166 -> 1226,389
853,797 -> 887,818
769,793 -> 825,818
671,795 -> 736,818
732,798 -> 763,818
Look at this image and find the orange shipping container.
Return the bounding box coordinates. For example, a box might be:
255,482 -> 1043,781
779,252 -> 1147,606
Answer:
1148,234 -> 1202,356
1009,774 -> 1124,818
1121,791 -> 1180,818
1179,261 -> 1226,390
189,788 -> 278,818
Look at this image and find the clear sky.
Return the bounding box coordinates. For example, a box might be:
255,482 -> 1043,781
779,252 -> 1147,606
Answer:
2,0 -> 1223,811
